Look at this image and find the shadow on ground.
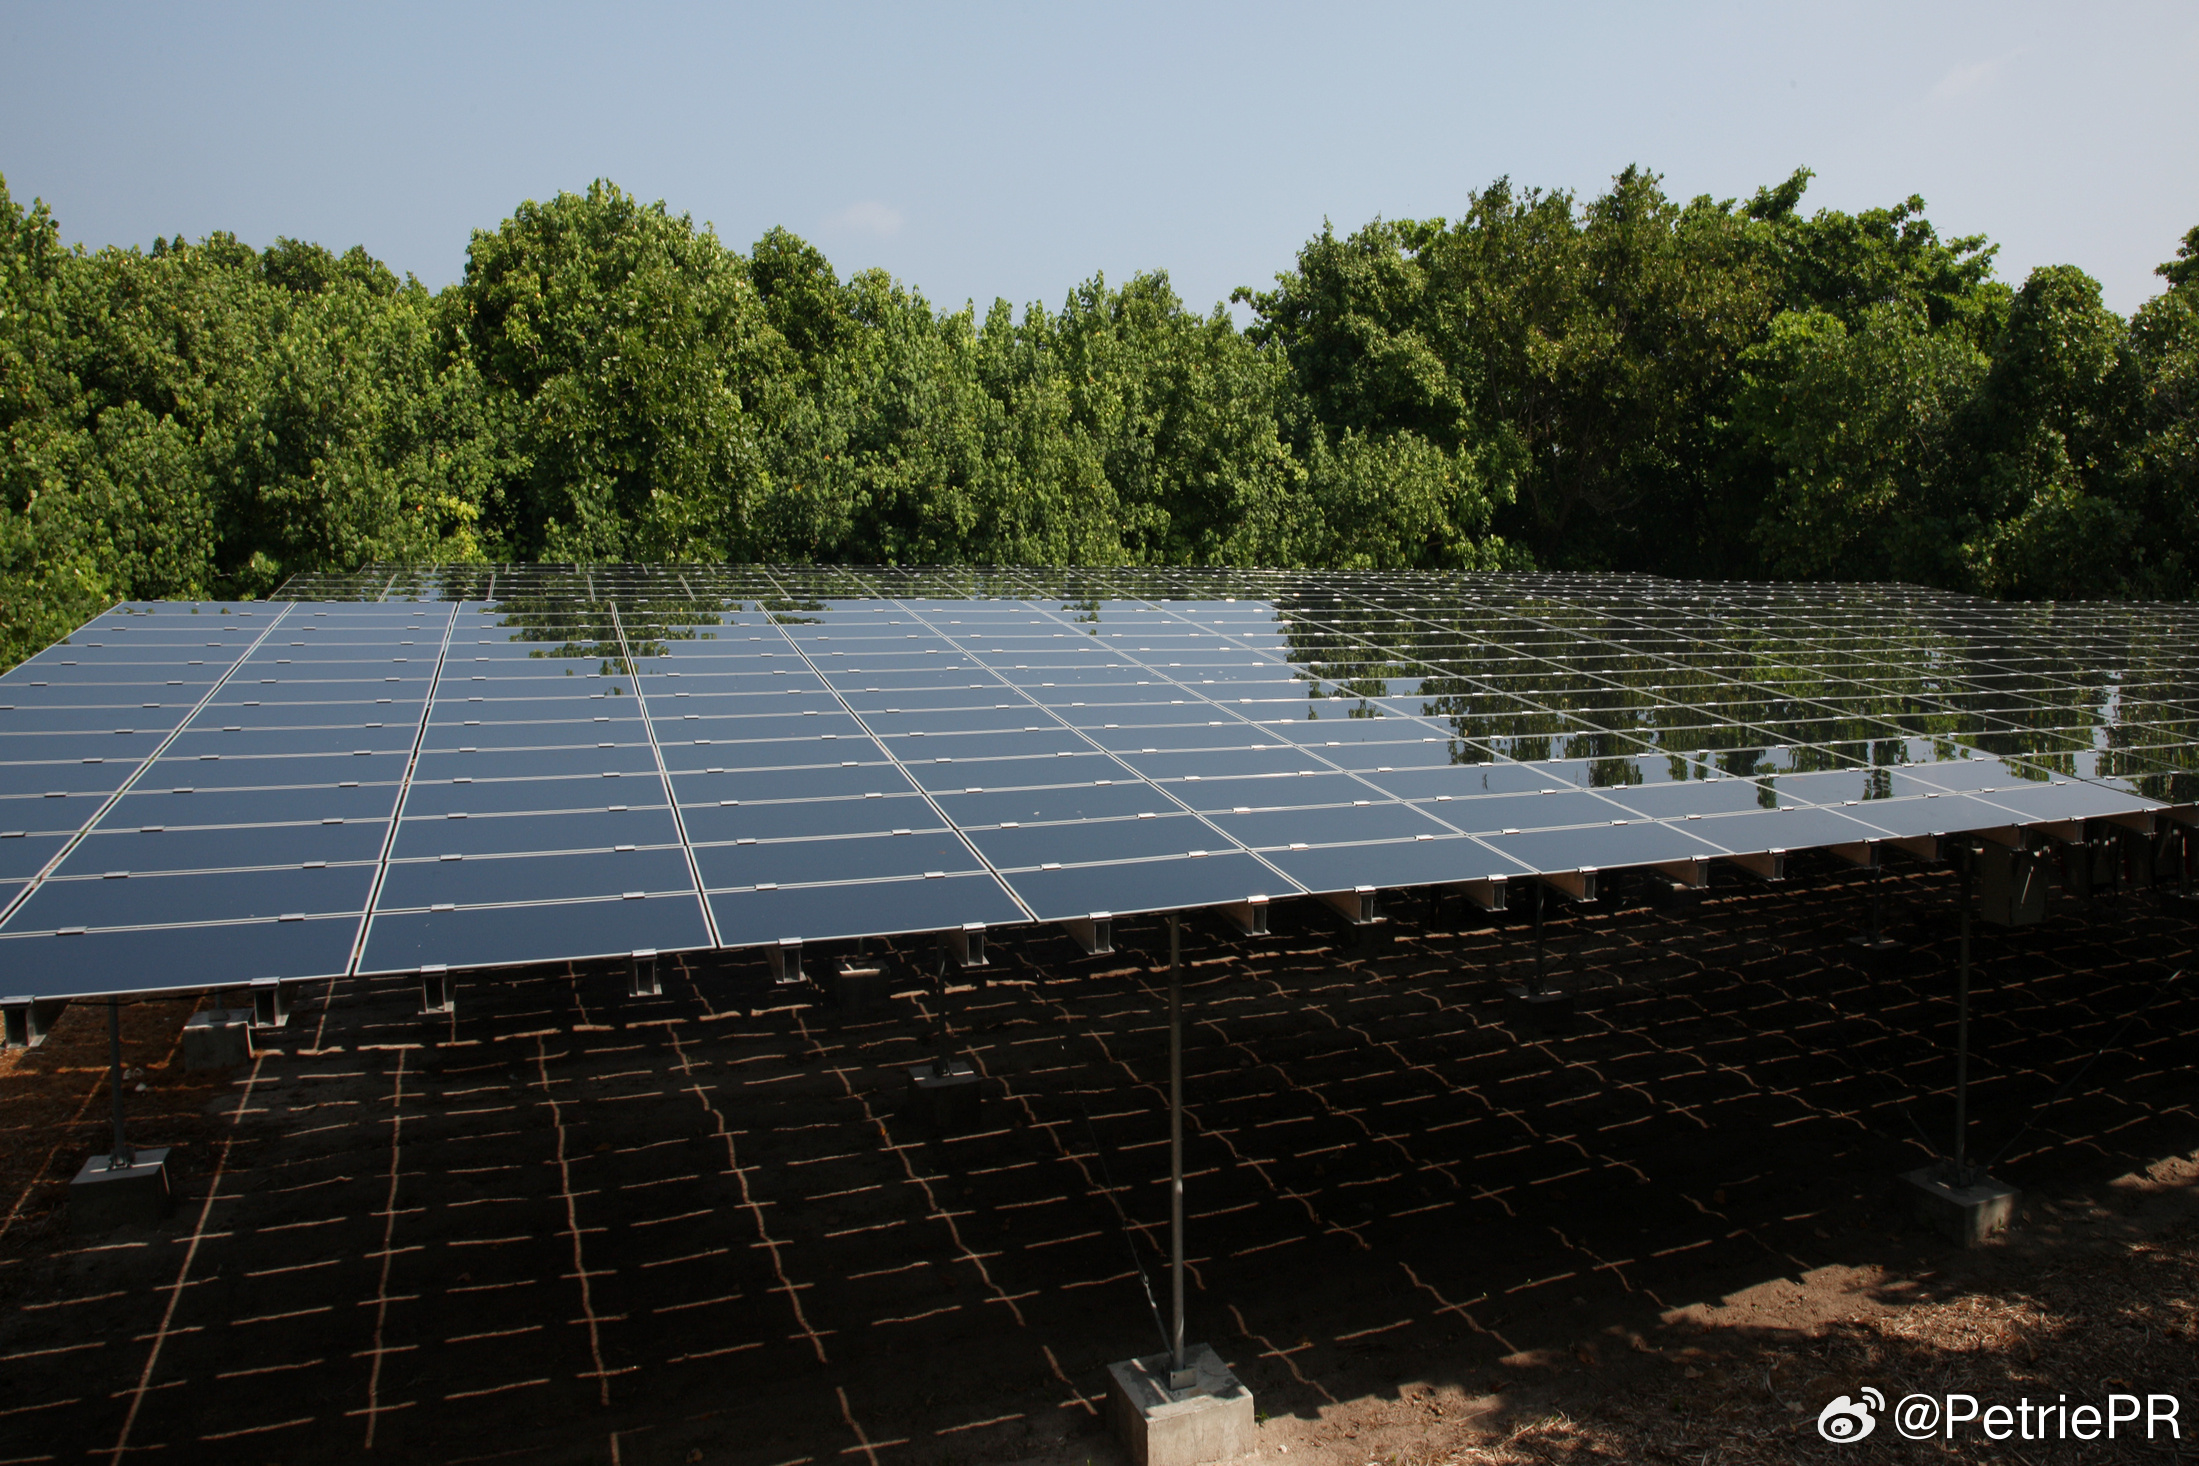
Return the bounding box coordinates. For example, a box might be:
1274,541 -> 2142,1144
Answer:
1,855 -> 2194,1464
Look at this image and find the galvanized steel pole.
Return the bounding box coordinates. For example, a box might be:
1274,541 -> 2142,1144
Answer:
1955,850 -> 1972,1177
107,997 -> 133,1169
1169,911 -> 1185,1376
1532,881 -> 1546,991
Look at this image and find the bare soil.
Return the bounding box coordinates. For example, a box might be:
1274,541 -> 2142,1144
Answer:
1,855 -> 2194,1466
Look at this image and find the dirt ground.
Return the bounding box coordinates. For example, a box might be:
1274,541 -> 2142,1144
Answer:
1,854 -> 2195,1466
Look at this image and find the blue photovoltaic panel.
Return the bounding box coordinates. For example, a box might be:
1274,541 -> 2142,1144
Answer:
0,601 -> 447,997
0,565 -> 2191,1002
354,598 -> 712,977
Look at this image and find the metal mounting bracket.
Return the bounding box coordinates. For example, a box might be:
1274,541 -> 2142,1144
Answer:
1213,896 -> 1269,937
1724,850 -> 1786,883
1536,868 -> 1597,902
1828,841 -> 1880,869
1650,858 -> 1710,889
419,965 -> 453,1016
249,977 -> 294,1028
1061,912 -> 1114,955
1451,876 -> 1507,911
2,996 -> 66,1049
940,923 -> 987,968
1316,886 -> 1381,925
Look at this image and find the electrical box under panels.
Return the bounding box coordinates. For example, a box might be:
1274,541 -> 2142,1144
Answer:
1976,844 -> 2046,927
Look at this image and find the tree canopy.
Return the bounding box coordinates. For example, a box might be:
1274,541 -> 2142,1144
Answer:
2,168 -> 2193,667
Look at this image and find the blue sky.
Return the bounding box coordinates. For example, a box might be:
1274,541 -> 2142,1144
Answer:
3,1 -> 2194,316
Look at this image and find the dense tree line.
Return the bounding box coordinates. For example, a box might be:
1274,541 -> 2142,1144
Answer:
2,168 -> 2194,666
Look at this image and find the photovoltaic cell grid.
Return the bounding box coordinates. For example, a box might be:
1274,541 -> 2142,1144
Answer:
1,565 -> 2192,1001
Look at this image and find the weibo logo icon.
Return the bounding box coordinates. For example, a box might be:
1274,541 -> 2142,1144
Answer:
1817,1387 -> 1886,1443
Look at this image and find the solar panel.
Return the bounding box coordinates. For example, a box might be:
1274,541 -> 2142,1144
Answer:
1,568 -> 2192,1002
0,601 -> 414,994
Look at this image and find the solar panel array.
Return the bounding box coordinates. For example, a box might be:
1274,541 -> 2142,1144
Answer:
2,566 -> 2192,1002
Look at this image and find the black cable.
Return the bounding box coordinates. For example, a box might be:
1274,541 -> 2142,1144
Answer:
1080,1097 -> 1172,1357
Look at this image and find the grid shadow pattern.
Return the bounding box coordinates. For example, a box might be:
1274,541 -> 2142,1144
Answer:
1,863 -> 2193,1464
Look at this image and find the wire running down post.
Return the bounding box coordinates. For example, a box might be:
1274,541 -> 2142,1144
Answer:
1167,911 -> 1190,1392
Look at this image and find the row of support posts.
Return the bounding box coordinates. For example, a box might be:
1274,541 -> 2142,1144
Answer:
1119,821 -> 2188,1342
30,816 -> 2195,1422
1845,822 -> 2199,1246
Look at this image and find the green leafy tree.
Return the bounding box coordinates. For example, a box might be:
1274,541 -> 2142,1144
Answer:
3,170 -> 2196,677
0,184 -> 234,655
456,181 -> 787,560
1961,265 -> 2146,598
2073,236 -> 2196,598
1742,169 -> 2005,342
993,271 -> 1303,565
1242,169 -> 1764,574
1736,304 -> 1989,583
1295,427 -> 1513,569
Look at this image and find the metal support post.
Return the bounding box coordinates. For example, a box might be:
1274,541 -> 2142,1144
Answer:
905,947 -> 979,1130
107,997 -> 134,1170
1101,918 -> 1255,1444
1845,846 -> 1900,958
1531,882 -> 1546,993
1955,849 -> 1973,1180
936,949 -> 956,1070
1896,840 -> 2019,1247
1168,912 -> 1189,1390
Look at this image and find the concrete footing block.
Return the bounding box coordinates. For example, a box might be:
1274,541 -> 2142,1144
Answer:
1107,1343 -> 1255,1466
69,1148 -> 174,1232
1904,1163 -> 2019,1247
906,1060 -> 980,1130
181,1010 -> 253,1070
1504,986 -> 1575,1035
